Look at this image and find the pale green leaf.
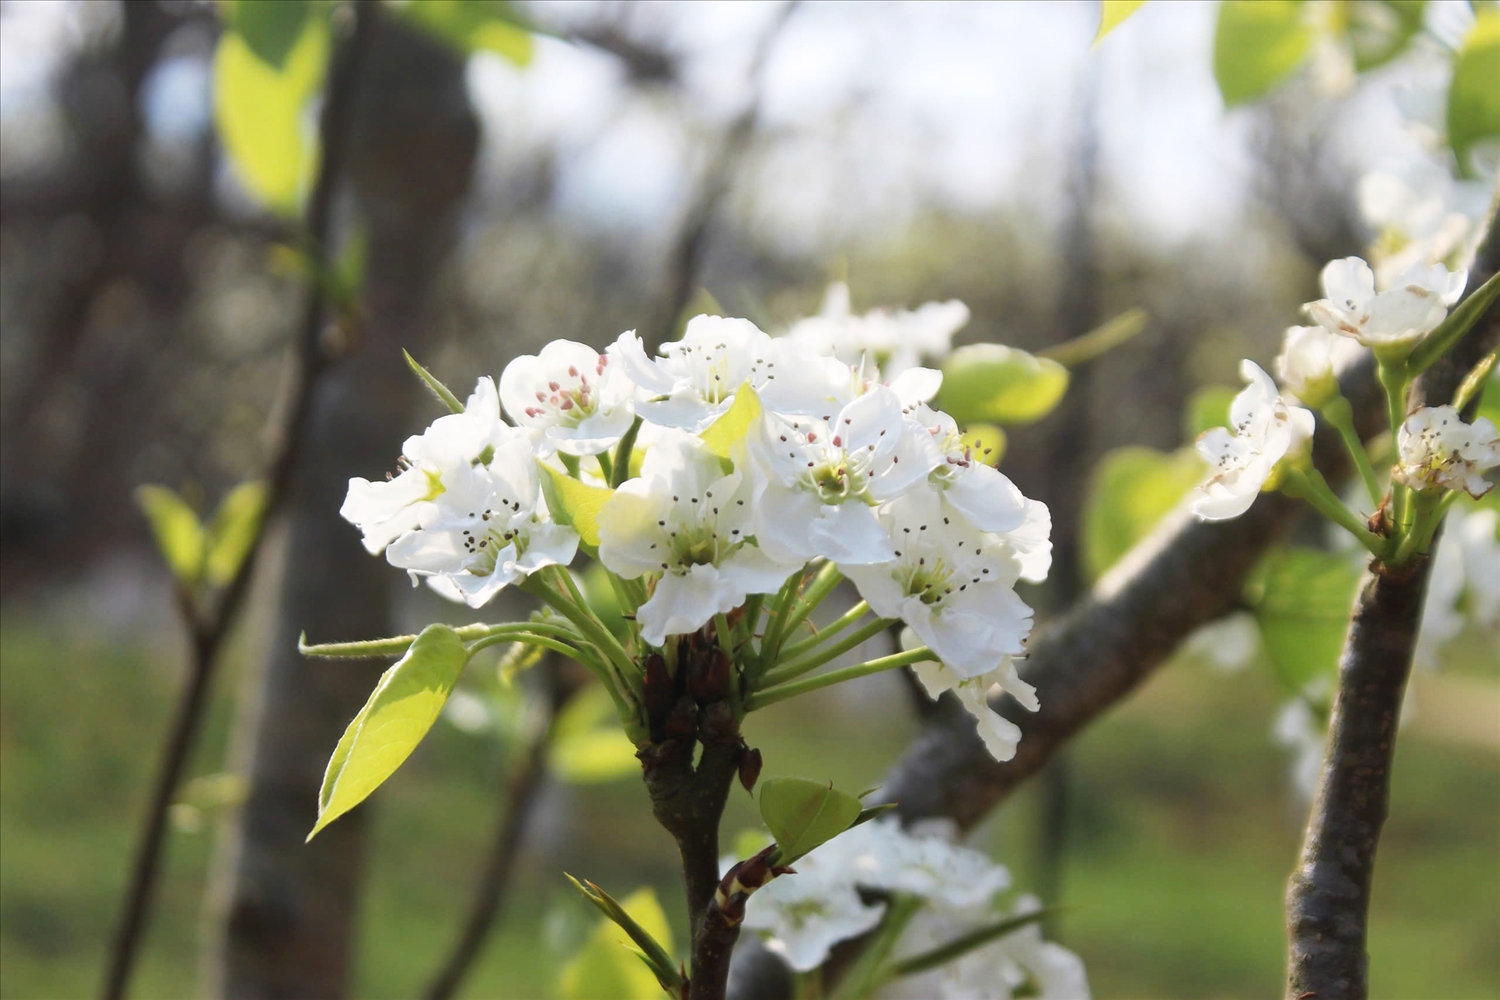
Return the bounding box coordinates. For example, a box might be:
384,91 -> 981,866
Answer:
399,0 -> 534,66
218,0 -> 310,70
204,480 -> 268,586
213,12 -> 328,214
1095,0 -> 1146,45
1248,547 -> 1362,693
310,624 -> 470,839
1082,446 -> 1205,581
700,382 -> 763,459
1184,384 -> 1239,440
136,485 -> 206,585
1346,0 -> 1426,73
539,464 -> 613,549
1213,0 -> 1312,107
559,887 -> 675,1000
549,684 -> 639,784
937,345 -> 1070,425
758,776 -> 862,864
1449,11 -> 1500,177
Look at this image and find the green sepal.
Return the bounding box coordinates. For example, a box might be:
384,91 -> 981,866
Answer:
403,349 -> 466,414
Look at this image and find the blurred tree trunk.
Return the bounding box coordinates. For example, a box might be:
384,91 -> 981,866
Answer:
205,20 -> 477,999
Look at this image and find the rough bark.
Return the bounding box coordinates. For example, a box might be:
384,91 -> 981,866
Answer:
1283,219 -> 1498,1000
206,18 -> 478,999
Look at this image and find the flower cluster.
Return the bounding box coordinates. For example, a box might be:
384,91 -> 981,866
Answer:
740,818 -> 1089,998
342,306 -> 1051,758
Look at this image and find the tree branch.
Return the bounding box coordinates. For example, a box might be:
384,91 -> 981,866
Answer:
98,7 -> 379,998
1284,217 -> 1498,1000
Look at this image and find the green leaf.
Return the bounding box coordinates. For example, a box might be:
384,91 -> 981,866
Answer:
758,776 -> 862,864
937,345 -> 1070,425
204,480 -> 267,587
700,382 -> 763,459
219,0 -> 310,70
399,0 -> 534,66
559,885 -> 677,1000
549,684 -> 639,784
1184,384 -> 1239,440
1247,547 -> 1362,693
136,485 -> 206,585
1346,0 -> 1426,73
1448,9 -> 1500,176
1213,0 -> 1312,107
309,624 -> 471,839
404,350 -> 466,414
1095,0 -> 1146,45
539,464 -> 613,548
1082,446 -> 1205,581
213,9 -> 329,214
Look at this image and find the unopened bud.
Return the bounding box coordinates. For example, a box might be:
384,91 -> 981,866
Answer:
738,746 -> 763,793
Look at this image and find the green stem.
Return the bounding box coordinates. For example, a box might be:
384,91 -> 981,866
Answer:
830,895 -> 923,1000
526,571 -> 637,688
747,646 -> 935,711
595,451 -> 614,483
1320,393 -> 1382,510
1392,490 -> 1457,564
1281,467 -> 1385,557
775,601 -> 871,663
1377,360 -> 1412,535
715,612 -> 735,658
760,617 -> 894,688
610,416 -> 643,488
755,570 -> 807,675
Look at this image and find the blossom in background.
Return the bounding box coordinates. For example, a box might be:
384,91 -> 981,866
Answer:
597,431 -> 796,645
1273,695 -> 1327,803
340,377 -> 511,555
498,338 -> 637,456
1392,405 -> 1500,497
747,385 -> 941,565
843,488 -> 1032,679
382,435 -> 579,608
1303,256 -> 1466,351
1358,161 -> 1491,285
1191,361 -> 1316,521
783,281 -> 970,378
740,845 -> 886,972
615,316 -> 842,431
836,816 -> 1012,909
1416,507 -> 1500,669
1274,325 -> 1360,407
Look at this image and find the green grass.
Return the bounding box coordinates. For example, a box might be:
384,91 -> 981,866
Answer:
1,616 -> 1496,998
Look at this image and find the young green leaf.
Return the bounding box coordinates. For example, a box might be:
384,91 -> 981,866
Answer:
1247,547 -> 1363,693
1213,0 -> 1311,107
937,345 -> 1069,425
1346,0 -> 1426,73
560,881 -> 680,1000
1081,446 -> 1204,581
403,350 -> 466,414
1183,384 -> 1239,439
549,684 -> 640,784
309,624 -> 471,839
399,0 -> 535,66
204,480 -> 268,586
758,776 -> 863,864
219,0 -> 311,70
1094,0 -> 1146,45
700,382 -> 764,458
136,485 -> 206,585
213,10 -> 328,214
539,463 -> 614,548
1447,9 -> 1500,177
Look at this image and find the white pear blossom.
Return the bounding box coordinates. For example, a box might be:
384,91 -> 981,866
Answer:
911,653 -> 1035,763
614,316 -> 843,431
596,431 -> 797,645
1303,257 -> 1466,351
912,403 -> 1032,536
381,434 -> 579,608
783,281 -> 971,378
834,817 -> 1011,909
1392,405 -> 1500,497
1457,508 -> 1500,628
747,385 -> 942,565
1358,161 -> 1490,286
741,845 -> 886,972
1274,325 -> 1361,407
498,338 -> 636,455
340,378 -> 511,555
843,488 -> 1033,679
1191,361 -> 1316,521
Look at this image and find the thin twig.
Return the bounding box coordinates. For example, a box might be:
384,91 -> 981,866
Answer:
1284,218 -> 1498,1000
98,6 -> 379,998
424,659 -> 576,1000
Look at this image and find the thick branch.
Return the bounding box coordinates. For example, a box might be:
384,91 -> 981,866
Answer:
99,8 -> 378,1000
1284,220 -> 1498,1000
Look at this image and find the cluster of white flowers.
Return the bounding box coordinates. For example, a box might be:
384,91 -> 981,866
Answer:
741,818 -> 1089,998
342,302 -> 1051,754
1393,404 -> 1500,498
